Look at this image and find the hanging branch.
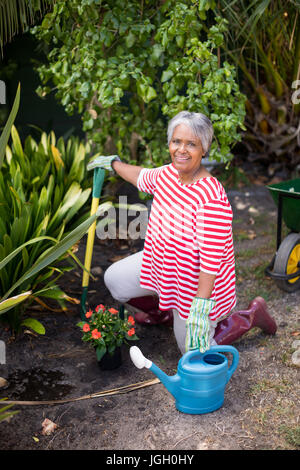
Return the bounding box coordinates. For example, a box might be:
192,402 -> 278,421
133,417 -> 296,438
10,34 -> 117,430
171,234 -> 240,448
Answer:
0,0 -> 54,56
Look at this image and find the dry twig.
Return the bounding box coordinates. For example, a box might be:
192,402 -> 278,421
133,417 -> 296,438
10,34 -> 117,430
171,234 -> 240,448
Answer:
3,378 -> 160,406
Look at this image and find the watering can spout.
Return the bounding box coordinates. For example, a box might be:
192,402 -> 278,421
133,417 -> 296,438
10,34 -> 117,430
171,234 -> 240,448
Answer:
130,347 -> 180,400
130,346 -> 153,369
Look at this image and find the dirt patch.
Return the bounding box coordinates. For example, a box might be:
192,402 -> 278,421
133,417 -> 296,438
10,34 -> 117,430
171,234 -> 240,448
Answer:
0,183 -> 299,451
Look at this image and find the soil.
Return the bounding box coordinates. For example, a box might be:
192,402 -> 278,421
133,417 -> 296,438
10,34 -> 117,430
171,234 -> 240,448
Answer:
0,180 -> 299,452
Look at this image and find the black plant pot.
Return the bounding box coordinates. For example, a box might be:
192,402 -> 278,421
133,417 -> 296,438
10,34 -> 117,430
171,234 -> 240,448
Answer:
98,347 -> 122,371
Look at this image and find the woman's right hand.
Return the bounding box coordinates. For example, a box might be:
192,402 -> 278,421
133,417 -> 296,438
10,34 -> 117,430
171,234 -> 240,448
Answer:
87,155 -> 121,172
88,155 -> 143,188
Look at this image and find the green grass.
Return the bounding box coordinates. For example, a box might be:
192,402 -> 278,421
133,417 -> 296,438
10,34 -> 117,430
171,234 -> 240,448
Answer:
279,425 -> 300,448
249,378 -> 292,396
236,248 -> 258,260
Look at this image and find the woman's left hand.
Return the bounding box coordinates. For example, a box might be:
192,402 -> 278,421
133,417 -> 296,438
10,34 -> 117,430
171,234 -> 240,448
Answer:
185,297 -> 216,353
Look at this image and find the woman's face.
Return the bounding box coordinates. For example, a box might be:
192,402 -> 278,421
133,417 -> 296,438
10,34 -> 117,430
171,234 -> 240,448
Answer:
169,124 -> 204,181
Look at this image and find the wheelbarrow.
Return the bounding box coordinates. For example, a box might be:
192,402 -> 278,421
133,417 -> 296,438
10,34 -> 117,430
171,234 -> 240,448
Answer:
265,178 -> 300,292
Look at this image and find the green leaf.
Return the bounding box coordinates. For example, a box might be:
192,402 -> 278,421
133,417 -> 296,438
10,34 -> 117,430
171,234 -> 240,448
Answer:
0,398 -> 20,422
151,44 -> 163,61
11,125 -> 24,160
146,86 -> 157,102
0,291 -> 32,315
161,70 -> 174,83
21,318 -> 45,335
176,35 -> 185,48
2,212 -> 98,301
126,333 -> 139,341
0,84 -> 20,169
125,32 -> 135,48
136,81 -> 147,100
0,236 -> 57,271
37,286 -> 67,300
108,343 -> 116,355
96,344 -> 107,361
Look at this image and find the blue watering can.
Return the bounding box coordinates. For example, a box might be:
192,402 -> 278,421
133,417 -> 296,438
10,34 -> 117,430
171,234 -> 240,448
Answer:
130,345 -> 239,414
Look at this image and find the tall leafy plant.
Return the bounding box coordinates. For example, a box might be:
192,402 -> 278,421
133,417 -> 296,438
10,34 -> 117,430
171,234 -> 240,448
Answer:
0,83 -> 20,167
32,0 -> 246,167
0,84 -> 33,318
0,210 -> 101,333
0,120 -> 102,333
216,0 -> 300,166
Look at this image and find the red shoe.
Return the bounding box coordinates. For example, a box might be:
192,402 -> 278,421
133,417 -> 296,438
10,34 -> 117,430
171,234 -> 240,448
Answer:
214,296 -> 277,345
134,309 -> 173,326
127,295 -> 159,312
126,296 -> 173,326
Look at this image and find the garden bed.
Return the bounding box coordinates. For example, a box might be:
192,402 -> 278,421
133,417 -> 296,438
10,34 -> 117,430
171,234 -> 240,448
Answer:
0,183 -> 299,450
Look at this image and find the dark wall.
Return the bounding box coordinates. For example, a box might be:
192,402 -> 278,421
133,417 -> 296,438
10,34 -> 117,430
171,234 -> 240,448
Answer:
0,32 -> 83,142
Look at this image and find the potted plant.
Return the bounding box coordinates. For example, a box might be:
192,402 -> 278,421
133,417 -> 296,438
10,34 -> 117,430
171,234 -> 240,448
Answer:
77,304 -> 138,370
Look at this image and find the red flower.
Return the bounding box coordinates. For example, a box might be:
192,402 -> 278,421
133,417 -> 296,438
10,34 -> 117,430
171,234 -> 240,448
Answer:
83,323 -> 90,332
92,329 -> 102,339
85,309 -> 93,319
128,328 -> 135,337
95,304 -> 105,313
128,316 -> 135,325
109,307 -> 119,315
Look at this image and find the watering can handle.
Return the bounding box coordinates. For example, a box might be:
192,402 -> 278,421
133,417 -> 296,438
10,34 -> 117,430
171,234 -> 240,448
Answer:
130,346 -> 153,369
209,345 -> 239,383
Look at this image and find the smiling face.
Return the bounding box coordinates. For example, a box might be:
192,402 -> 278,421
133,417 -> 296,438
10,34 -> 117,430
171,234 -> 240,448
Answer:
169,123 -> 205,184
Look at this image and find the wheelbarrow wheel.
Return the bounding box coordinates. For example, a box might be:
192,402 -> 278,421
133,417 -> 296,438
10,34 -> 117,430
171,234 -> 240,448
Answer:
273,232 -> 300,292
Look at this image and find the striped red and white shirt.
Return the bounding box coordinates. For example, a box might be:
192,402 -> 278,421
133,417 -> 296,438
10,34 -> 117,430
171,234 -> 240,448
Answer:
137,163 -> 236,321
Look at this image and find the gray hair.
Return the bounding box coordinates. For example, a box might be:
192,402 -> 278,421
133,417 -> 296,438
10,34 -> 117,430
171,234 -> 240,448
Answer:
167,111 -> 214,156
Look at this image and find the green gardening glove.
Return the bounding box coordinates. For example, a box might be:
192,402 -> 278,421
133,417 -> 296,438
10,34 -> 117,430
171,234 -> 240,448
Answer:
87,155 -> 121,172
185,297 -> 216,353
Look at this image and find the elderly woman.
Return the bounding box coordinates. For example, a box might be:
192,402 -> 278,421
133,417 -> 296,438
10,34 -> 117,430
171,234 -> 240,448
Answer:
91,111 -> 277,354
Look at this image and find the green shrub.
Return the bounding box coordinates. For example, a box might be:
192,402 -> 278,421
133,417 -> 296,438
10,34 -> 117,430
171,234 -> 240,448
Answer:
0,398 -> 19,423
32,0 -> 246,167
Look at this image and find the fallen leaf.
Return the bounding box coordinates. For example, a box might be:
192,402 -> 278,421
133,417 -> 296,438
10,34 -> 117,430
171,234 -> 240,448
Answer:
119,244 -> 129,250
0,377 -> 8,388
291,331 -> 300,337
24,329 -> 38,337
41,418 -> 58,436
108,254 -> 127,262
91,267 -> 103,275
248,206 -> 259,215
33,436 -> 39,442
268,176 -> 282,185
247,230 -> 256,240
291,349 -> 300,367
88,109 -> 98,119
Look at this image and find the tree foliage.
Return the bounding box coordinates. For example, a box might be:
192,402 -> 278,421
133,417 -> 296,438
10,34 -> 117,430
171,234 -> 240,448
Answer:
216,0 -> 300,165
32,0 -> 246,167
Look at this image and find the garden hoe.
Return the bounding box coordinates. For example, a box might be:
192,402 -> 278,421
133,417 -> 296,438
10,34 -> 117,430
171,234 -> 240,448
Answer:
80,159 -> 125,321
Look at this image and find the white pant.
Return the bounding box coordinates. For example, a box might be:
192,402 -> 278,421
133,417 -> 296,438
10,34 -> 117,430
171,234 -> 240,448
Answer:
104,250 -> 218,355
